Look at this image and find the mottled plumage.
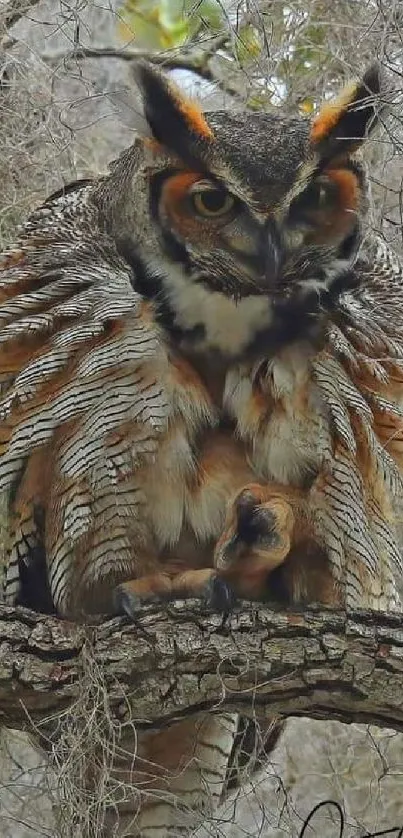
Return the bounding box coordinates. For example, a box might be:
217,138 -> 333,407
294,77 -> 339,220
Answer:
1,61 -> 402,834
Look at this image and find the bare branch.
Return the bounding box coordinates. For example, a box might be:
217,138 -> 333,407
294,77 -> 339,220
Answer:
1,602 -> 403,734
1,0 -> 42,31
36,37 -> 245,99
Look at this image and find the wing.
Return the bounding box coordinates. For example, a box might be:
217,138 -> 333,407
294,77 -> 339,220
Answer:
311,238 -> 403,611
0,188 -> 171,616
222,237 -> 403,612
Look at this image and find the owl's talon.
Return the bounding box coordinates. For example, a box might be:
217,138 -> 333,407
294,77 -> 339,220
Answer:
203,574 -> 236,613
114,584 -> 142,619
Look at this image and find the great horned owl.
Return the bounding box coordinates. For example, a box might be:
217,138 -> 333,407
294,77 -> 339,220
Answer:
1,61 -> 402,835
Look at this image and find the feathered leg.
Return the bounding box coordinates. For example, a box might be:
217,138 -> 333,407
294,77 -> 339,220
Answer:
103,713 -> 240,837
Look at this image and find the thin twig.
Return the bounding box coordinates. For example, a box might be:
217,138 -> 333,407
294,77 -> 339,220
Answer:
35,37 -> 245,99
1,0 -> 42,31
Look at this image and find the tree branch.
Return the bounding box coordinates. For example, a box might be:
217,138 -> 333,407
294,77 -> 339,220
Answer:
1,0 -> 42,31
1,602 -> 403,733
35,39 -> 245,99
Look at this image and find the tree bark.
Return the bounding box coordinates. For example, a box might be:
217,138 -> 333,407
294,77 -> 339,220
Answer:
0,601 -> 403,732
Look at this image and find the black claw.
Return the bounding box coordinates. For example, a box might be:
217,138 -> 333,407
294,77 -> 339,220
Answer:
205,575 -> 236,613
113,585 -> 140,619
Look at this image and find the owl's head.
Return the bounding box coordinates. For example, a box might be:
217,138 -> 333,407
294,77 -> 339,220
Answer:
98,62 -> 386,360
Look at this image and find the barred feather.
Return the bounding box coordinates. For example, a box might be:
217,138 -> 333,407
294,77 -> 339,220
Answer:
221,240 -> 403,611
310,243 -> 403,609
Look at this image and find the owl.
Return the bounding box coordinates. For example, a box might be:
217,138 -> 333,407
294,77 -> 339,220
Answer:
1,60 -> 403,835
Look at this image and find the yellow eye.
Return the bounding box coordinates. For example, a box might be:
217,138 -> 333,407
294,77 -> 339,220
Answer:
190,182 -> 235,218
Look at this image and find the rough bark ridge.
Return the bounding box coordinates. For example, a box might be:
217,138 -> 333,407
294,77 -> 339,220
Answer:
0,601 -> 403,733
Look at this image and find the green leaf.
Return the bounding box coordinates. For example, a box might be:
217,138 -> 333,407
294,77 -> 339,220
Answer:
299,98 -> 315,114
184,0 -> 225,35
118,0 -> 191,50
235,24 -> 262,67
117,0 -> 225,50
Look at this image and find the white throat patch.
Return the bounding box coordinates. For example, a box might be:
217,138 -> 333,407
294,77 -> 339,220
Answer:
161,266 -> 273,357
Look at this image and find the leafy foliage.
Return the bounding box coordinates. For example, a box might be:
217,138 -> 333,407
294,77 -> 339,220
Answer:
118,0 -> 226,50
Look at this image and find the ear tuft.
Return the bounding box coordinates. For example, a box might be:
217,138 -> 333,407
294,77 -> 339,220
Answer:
134,62 -> 214,160
310,62 -> 385,155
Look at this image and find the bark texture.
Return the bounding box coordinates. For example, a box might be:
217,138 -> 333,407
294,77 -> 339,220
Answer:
1,601 -> 403,732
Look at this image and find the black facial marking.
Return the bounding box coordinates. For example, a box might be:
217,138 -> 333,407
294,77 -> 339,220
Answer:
242,297 -> 325,361
288,179 -> 335,225
149,169 -> 194,270
149,169 -> 176,216
116,236 -> 163,300
241,263 -> 360,362
160,229 -> 192,269
289,158 -> 365,227
116,233 -> 208,345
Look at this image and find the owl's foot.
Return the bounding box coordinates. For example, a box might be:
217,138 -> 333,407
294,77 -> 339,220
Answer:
114,567 -> 235,619
214,483 -> 296,599
202,573 -> 236,612
114,572 -> 174,618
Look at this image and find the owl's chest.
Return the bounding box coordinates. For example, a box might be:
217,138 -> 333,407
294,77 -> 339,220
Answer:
225,350 -> 327,485
145,348 -> 324,551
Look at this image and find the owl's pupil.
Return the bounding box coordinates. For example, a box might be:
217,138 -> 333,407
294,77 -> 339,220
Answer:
199,189 -> 226,212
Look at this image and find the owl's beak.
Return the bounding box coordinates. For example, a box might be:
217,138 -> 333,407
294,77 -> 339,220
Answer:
261,218 -> 284,287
